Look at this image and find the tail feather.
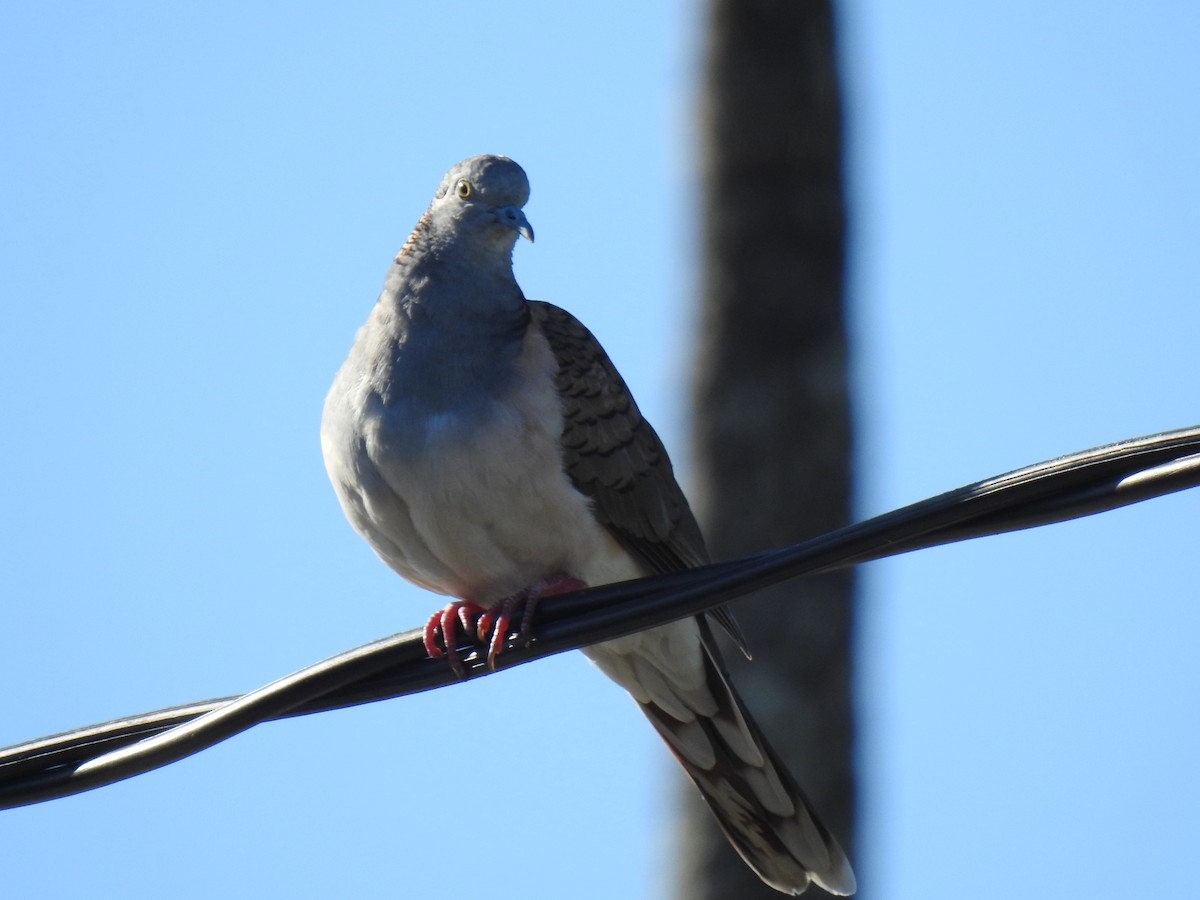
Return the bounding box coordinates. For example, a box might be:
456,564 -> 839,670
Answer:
586,617 -> 855,896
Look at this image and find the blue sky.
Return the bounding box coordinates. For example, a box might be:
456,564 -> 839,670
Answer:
2,3 -> 1197,898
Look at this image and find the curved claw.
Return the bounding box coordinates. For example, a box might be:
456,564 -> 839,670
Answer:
476,596 -> 523,671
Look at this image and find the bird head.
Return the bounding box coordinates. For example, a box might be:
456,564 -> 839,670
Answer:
425,155 -> 535,254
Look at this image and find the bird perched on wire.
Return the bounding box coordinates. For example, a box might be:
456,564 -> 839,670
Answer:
320,154 -> 855,896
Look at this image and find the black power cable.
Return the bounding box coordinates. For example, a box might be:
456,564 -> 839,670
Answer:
2,425 -> 1198,810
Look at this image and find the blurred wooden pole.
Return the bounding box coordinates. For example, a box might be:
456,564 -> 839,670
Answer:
681,1 -> 857,897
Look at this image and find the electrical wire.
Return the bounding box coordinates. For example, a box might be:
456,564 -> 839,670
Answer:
2,424 -> 1198,810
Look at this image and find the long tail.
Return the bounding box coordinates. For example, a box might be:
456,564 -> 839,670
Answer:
585,617 -> 855,896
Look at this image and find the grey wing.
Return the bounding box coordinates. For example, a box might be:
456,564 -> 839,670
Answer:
528,301 -> 852,893
528,301 -> 748,653
528,300 -> 708,574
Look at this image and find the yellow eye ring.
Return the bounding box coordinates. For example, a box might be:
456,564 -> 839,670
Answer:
455,179 -> 473,199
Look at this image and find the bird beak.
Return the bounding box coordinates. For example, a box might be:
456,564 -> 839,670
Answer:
496,205 -> 535,243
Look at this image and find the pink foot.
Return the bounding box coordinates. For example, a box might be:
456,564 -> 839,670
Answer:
423,576 -> 586,675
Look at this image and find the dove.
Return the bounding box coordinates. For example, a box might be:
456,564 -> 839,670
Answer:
320,154 -> 855,896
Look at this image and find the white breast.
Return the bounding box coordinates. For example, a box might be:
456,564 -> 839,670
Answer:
323,324 -> 642,605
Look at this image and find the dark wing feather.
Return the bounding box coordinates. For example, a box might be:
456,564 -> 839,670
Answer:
528,300 -> 708,573
529,300 -> 749,655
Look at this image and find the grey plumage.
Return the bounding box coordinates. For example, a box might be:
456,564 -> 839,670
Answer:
320,155 -> 855,896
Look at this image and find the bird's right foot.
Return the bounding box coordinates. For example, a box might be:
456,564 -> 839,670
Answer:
423,600 -> 489,678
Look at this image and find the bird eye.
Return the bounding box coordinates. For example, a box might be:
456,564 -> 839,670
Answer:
455,179 -> 473,199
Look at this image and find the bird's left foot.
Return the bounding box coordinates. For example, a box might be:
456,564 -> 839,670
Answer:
476,575 -> 585,670
424,575 -> 586,676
